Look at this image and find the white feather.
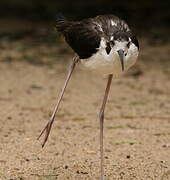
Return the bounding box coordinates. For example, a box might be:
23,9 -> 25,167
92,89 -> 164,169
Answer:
110,20 -> 117,26
81,38 -> 138,76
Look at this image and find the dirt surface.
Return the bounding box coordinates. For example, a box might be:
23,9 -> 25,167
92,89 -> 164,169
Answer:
0,39 -> 170,180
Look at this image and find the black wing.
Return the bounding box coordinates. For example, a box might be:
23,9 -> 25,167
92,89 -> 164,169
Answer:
65,21 -> 102,59
56,16 -> 102,59
56,14 -> 131,58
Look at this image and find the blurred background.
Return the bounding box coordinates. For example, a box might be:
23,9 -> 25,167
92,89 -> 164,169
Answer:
1,1 -> 170,32
1,0 -> 170,30
0,0 -> 170,65
0,0 -> 169,62
1,1 -> 170,179
0,0 -> 170,64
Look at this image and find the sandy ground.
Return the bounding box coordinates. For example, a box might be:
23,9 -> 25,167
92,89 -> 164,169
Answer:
0,40 -> 170,180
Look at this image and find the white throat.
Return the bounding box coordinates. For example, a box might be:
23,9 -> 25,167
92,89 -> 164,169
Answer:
81,38 -> 139,76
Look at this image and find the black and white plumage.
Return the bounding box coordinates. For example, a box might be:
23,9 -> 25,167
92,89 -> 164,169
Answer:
38,14 -> 139,180
56,14 -> 139,75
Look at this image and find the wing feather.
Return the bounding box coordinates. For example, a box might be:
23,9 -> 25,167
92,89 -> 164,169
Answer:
64,20 -> 102,59
56,14 -> 132,59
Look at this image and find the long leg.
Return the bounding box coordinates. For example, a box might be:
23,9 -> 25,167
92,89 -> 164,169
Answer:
99,74 -> 113,180
37,56 -> 79,147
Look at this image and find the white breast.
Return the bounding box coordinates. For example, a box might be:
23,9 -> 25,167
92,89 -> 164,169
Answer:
81,39 -> 138,76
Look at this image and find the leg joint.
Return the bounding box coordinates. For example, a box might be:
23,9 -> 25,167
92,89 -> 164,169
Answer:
99,110 -> 104,121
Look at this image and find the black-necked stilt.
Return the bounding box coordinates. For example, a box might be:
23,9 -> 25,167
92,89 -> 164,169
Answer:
38,14 -> 139,180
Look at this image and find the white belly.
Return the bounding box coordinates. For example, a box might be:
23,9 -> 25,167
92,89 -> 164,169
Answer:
81,46 -> 138,76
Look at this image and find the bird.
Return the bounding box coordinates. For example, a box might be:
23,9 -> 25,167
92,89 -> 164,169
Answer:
38,14 -> 139,180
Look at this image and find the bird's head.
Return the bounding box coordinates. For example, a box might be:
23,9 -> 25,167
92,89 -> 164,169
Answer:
110,31 -> 139,71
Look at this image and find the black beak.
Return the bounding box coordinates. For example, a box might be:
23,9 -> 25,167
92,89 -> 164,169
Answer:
117,50 -> 124,71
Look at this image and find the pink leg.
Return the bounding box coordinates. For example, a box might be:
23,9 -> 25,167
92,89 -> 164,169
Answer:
99,74 -> 113,180
37,56 -> 79,147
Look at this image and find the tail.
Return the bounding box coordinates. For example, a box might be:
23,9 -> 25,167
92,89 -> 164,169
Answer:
56,13 -> 68,33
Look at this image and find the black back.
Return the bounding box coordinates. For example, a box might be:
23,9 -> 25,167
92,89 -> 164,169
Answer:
56,15 -> 138,59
